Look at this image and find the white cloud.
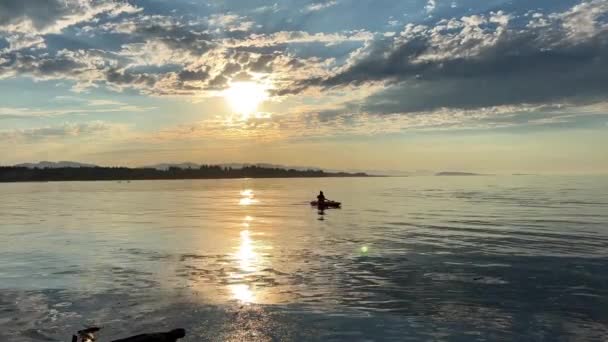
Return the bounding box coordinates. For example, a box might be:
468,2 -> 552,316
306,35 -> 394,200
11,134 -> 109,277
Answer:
0,121 -> 128,141
304,1 -> 338,13
118,40 -> 189,67
489,11 -> 512,27
0,103 -> 154,118
425,0 -> 436,14
207,13 -> 255,32
87,99 -> 125,106
555,0 -> 608,40
252,3 -> 280,13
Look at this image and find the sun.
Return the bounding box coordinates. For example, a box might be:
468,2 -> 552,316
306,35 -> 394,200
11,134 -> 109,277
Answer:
224,82 -> 268,118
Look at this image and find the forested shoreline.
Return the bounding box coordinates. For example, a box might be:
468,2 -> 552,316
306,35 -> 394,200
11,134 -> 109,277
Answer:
0,165 -> 369,182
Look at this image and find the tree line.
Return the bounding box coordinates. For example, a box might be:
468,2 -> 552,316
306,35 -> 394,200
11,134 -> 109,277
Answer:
0,165 -> 369,182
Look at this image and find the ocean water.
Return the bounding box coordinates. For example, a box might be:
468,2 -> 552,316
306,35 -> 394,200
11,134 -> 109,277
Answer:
0,176 -> 607,341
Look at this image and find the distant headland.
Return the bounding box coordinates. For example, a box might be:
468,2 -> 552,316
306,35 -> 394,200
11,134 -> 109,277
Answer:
435,172 -> 489,176
0,162 -> 370,183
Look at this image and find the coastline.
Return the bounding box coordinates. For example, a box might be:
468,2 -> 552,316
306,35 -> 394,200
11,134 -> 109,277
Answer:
0,166 -> 379,183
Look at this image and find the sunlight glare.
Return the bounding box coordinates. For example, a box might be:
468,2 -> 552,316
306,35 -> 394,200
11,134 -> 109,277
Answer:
239,189 -> 259,205
224,82 -> 268,118
228,228 -> 258,303
237,229 -> 257,272
229,284 -> 254,303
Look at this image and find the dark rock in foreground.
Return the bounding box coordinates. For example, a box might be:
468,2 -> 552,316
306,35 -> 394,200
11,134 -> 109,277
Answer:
73,327 -> 185,342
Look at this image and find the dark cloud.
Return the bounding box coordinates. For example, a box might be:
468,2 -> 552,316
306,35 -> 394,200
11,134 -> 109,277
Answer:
220,63 -> 242,76
0,0 -> 66,31
247,53 -> 276,73
0,51 -> 91,79
0,0 -> 139,34
177,68 -> 210,82
207,75 -> 230,89
132,23 -> 217,55
105,68 -> 156,87
286,2 -> 608,113
0,0 -> 139,52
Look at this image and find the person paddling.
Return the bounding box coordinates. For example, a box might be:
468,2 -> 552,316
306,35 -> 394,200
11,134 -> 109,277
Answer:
311,191 -> 340,208
317,191 -> 326,205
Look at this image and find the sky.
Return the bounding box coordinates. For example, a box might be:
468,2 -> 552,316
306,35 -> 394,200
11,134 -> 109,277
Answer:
0,0 -> 607,174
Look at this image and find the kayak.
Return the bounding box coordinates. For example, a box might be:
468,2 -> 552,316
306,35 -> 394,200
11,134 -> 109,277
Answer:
310,200 -> 341,208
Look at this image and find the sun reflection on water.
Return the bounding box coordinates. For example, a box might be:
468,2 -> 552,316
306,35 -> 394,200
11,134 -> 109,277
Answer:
228,213 -> 262,304
236,229 -> 257,273
239,189 -> 259,206
229,284 -> 254,303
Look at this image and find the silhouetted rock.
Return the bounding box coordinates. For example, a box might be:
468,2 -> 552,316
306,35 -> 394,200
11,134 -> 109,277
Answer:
111,328 -> 186,342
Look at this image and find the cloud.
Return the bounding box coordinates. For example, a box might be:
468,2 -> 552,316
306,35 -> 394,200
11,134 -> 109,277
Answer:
226,30 -> 373,48
282,1 -> 608,114
207,13 -> 255,32
0,121 -> 127,141
0,102 -> 154,119
151,104 -> 576,142
2,23 -> 363,96
252,3 -> 280,14
2,0 -> 606,132
0,0 -> 374,97
86,99 -> 125,106
0,0 -> 140,51
425,0 -> 436,14
303,1 -> 338,13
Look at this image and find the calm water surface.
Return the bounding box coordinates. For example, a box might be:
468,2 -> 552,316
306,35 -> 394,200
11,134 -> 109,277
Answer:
1,176 -> 607,341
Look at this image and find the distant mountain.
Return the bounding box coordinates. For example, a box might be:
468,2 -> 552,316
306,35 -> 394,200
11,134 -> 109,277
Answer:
436,172 -> 482,176
14,161 -> 98,169
143,162 -> 322,172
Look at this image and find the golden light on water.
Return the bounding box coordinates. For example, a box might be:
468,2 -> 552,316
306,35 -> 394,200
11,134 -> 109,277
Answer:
239,189 -> 259,205
229,284 -> 254,303
229,214 -> 260,304
236,229 -> 257,273
224,82 -> 268,119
